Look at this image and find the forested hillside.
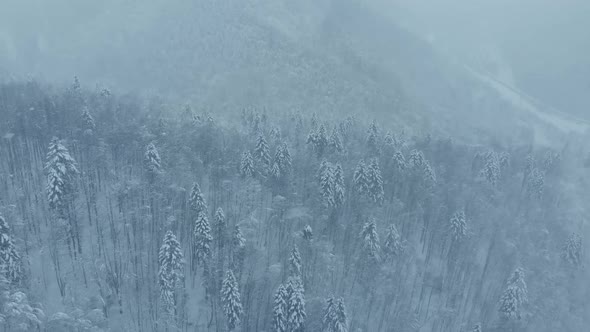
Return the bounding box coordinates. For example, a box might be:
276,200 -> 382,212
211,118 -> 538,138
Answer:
0,78 -> 588,331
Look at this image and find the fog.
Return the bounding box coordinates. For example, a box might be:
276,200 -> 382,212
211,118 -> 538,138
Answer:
0,1 -> 589,332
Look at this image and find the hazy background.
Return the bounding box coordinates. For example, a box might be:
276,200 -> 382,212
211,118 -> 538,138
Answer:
1,0 -> 588,119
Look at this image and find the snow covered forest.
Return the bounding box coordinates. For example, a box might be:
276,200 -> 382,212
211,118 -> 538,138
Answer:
1,1 -> 590,332
0,77 -> 588,332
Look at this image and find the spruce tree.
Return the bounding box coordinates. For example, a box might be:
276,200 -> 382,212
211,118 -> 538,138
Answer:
562,233 -> 582,267
45,137 -> 79,215
274,142 -> 292,176
221,270 -> 243,331
525,168 -> 545,199
144,142 -> 162,176
189,182 -> 208,215
80,106 -> 95,132
383,224 -> 404,261
353,160 -> 369,198
319,162 -> 335,207
231,225 -> 246,274
289,246 -> 302,277
366,120 -> 379,156
193,212 -> 212,267
0,216 -> 22,284
332,164 -> 346,209
449,210 -> 467,242
273,284 -> 288,332
240,150 -> 255,178
367,159 -> 384,206
254,134 -> 271,167
323,297 -> 347,332
498,267 -> 528,320
361,219 -> 380,263
158,231 -> 184,311
286,277 -> 306,332
328,126 -> 344,154
481,151 -> 500,186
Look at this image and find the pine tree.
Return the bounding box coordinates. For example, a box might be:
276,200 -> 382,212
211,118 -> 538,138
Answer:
322,297 -> 347,332
472,324 -> 482,332
231,225 -> 246,274
481,151 -> 500,186
525,168 -> 544,199
45,137 -> 79,214
289,246 -> 302,277
80,106 -> 95,132
322,297 -> 336,332
328,126 -> 344,154
254,134 -> 271,167
307,124 -> 329,157
383,224 -> 404,261
188,182 -> 208,215
144,142 -> 162,180
0,216 -> 22,284
221,270 -> 243,331
286,277 -> 306,332
498,267 -> 528,320
361,219 -> 380,263
319,162 -> 335,207
367,159 -> 384,206
274,142 -> 292,176
449,210 -> 467,242
158,231 -> 184,311
562,233 -> 582,267
332,164 -> 346,208
193,212 -> 212,267
273,284 -> 288,332
392,150 -> 406,174
353,160 -> 369,198
270,126 -> 282,142
240,150 -> 255,178
366,120 -> 380,156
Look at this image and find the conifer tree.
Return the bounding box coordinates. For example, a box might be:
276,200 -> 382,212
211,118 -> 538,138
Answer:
144,142 -> 162,175
383,224 -> 404,261
562,233 -> 582,267
80,106 -> 95,132
525,168 -> 544,199
367,159 -> 384,206
366,121 -> 380,156
221,270 -> 243,331
286,277 -> 306,332
0,216 -> 22,284
353,160 -> 369,198
498,267 -> 528,320
274,142 -> 292,176
481,151 -> 500,186
449,210 -> 467,242
270,126 -> 282,142
193,212 -> 212,267
328,126 -> 344,154
189,182 -> 208,216
254,134 -> 271,167
307,124 -> 329,157
45,137 -> 79,214
158,231 -> 184,311
392,150 -> 406,174
319,162 -> 335,207
472,324 -> 482,332
322,297 -> 347,332
361,219 -> 380,263
289,246 -> 302,278
231,225 -> 246,274
332,164 -> 346,208
240,150 -> 255,178
273,284 -> 288,332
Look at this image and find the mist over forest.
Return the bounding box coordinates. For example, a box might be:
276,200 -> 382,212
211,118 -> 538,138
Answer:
0,0 -> 589,331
